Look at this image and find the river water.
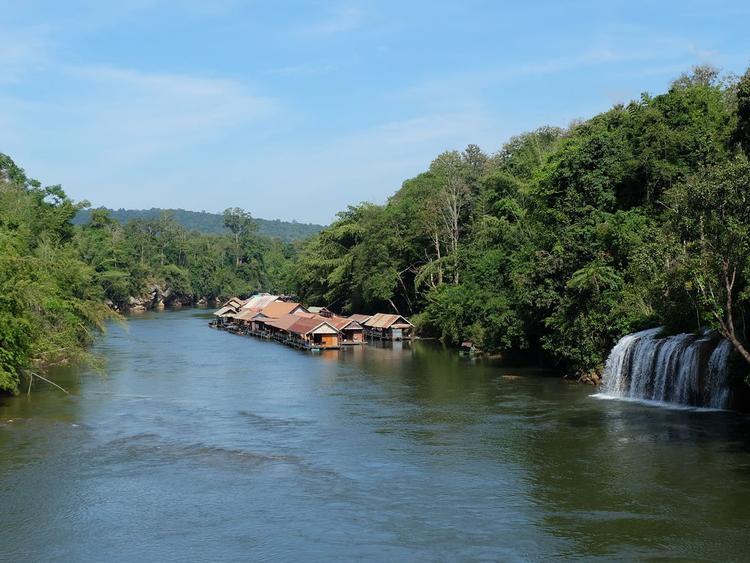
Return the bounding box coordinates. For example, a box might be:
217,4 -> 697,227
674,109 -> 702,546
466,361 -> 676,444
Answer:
2,309 -> 750,561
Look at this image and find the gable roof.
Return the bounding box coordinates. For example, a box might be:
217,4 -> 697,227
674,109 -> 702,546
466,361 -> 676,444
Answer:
264,313 -> 304,332
328,316 -> 363,331
213,305 -> 237,317
234,309 -> 261,321
260,301 -> 307,318
288,317 -> 341,336
349,314 -> 372,324
362,313 -> 413,329
240,293 -> 279,310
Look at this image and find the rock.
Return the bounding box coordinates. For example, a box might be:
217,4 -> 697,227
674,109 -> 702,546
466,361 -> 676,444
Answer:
577,370 -> 602,386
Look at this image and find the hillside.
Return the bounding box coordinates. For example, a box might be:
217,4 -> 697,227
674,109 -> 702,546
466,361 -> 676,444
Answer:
73,207 -> 324,242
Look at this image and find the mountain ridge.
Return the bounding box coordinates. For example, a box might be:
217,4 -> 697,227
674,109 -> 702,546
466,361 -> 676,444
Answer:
74,207 -> 324,242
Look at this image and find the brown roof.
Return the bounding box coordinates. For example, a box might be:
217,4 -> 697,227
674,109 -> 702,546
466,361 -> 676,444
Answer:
349,314 -> 372,324
328,316 -> 363,331
287,317 -> 341,336
264,313 -> 304,332
234,309 -> 261,321
294,311 -> 317,319
260,301 -> 307,318
363,313 -> 413,329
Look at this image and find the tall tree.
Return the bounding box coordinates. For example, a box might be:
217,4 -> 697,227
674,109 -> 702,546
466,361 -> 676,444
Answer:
223,207 -> 256,267
665,156 -> 750,364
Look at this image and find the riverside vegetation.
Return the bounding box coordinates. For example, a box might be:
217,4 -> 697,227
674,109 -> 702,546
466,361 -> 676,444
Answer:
289,65 -> 750,384
2,65 -> 750,395
0,156 -> 297,393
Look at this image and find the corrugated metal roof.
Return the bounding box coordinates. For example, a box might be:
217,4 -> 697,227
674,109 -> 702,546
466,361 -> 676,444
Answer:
349,314 -> 372,324
240,294 -> 279,310
260,301 -> 306,318
294,311 -> 317,319
213,305 -> 236,316
328,316 -> 362,331
363,313 -> 413,329
234,309 -> 260,321
264,313 -> 303,332
288,317 -> 340,336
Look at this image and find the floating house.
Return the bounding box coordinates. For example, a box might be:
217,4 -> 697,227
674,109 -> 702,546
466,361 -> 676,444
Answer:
212,304 -> 238,326
362,313 -> 414,341
211,296 -> 414,351
265,314 -> 342,349
328,316 -> 365,344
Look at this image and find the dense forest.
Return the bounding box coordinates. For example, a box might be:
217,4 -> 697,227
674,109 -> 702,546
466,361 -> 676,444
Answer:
73,208 -> 323,242
0,157 -> 297,393
2,64 -> 750,394
289,66 -> 750,379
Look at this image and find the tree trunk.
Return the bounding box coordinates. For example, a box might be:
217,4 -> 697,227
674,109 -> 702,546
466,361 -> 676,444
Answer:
717,264 -> 750,365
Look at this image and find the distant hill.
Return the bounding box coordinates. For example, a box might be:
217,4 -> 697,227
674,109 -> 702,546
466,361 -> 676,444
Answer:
73,208 -> 324,242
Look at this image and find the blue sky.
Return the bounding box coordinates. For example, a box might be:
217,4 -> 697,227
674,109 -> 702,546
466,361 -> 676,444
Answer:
1,1 -> 748,224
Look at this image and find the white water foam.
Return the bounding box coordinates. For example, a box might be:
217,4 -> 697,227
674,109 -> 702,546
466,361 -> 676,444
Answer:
597,328 -> 734,410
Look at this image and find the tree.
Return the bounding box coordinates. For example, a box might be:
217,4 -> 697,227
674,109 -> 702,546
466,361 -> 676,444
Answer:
734,68 -> 750,157
223,207 -> 256,267
430,151 -> 470,284
665,155 -> 750,364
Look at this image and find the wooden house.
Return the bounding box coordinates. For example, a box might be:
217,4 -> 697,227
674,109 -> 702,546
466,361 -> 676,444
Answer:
328,316 -> 364,344
212,304 -> 238,326
362,313 -> 414,341
249,302 -> 309,335
265,314 -> 342,349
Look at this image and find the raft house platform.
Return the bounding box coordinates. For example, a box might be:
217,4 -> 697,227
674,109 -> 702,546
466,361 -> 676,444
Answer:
209,294 -> 414,352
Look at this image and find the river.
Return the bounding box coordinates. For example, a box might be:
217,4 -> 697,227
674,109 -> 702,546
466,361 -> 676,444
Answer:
1,308 -> 750,561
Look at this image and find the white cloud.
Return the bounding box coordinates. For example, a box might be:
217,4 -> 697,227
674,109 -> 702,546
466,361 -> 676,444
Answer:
53,64 -> 280,165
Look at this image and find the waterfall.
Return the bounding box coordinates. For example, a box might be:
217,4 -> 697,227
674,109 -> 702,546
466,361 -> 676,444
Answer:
599,328 -> 734,409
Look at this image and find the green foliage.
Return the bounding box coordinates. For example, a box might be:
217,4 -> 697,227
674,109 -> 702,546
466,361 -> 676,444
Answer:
0,155 -> 112,393
289,66 -> 750,375
662,155 -> 750,363
0,155 -> 301,394
73,207 -> 323,242
73,206 -> 297,309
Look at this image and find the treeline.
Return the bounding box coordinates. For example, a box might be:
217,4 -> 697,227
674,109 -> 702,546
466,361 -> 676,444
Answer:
289,66 -> 750,377
0,157 -> 297,393
0,154 -> 111,393
74,208 -> 324,242
76,206 -> 295,309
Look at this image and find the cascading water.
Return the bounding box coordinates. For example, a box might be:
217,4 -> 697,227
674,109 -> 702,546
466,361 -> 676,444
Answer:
599,328 -> 734,409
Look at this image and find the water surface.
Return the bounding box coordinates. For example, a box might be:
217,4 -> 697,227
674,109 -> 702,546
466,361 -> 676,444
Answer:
2,309 -> 749,561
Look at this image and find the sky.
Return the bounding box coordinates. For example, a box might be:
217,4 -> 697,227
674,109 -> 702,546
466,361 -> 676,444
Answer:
1,1 -> 749,224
